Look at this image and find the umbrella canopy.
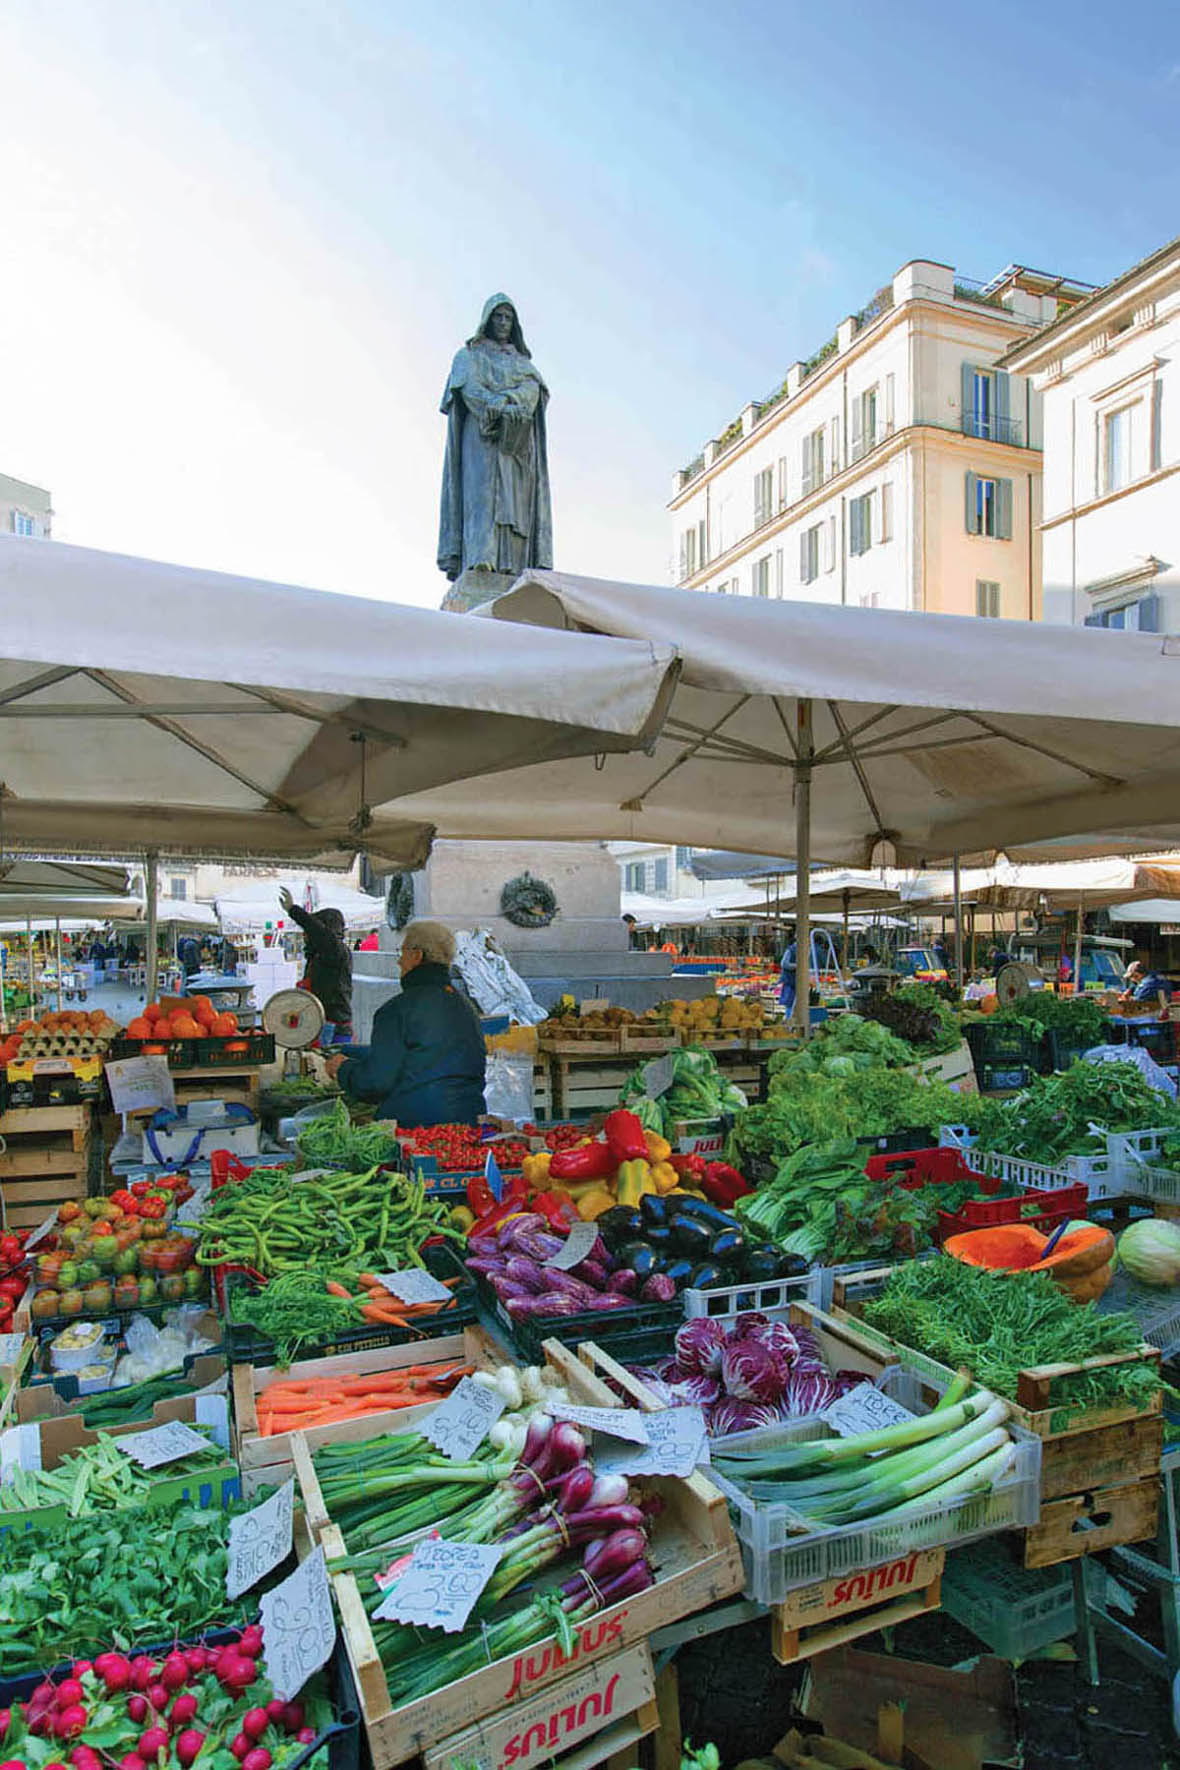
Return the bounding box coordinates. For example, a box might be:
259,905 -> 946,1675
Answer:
719,869 -> 907,917
1109,900 -> 1180,925
688,851 -> 797,882
0,859 -> 131,898
217,882 -> 384,934
0,538 -> 677,867
382,571 -> 1180,864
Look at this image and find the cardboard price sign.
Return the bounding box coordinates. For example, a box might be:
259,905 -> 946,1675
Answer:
824,1382 -> 915,1439
594,1406 -> 707,1478
373,1268 -> 453,1306
0,1334 -> 26,1369
643,1053 -> 677,1100
374,1537 -> 502,1632
260,1546 -> 336,1701
546,1220 -> 599,1272
549,1402 -> 650,1445
423,1376 -> 505,1461
226,1478 -> 295,1599
116,1421 -> 211,1469
105,1055 -> 176,1116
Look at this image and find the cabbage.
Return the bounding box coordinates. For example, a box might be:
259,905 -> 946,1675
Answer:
1117,1218 -> 1180,1287
674,1318 -> 727,1376
721,1339 -> 788,1404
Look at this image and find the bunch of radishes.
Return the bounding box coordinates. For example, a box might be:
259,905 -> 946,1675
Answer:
0,1628 -> 318,1770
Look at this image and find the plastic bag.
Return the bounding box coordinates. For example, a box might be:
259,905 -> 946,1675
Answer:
1083,1042 -> 1178,1099
483,1052 -> 536,1125
452,929 -> 546,1025
113,1305 -> 217,1387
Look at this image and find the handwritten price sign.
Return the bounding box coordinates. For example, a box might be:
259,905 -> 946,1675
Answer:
547,1221 -> 599,1272
422,1376 -> 505,1462
824,1383 -> 915,1438
226,1478 -> 294,1599
116,1421 -> 211,1469
372,1268 -> 453,1306
260,1546 -> 336,1701
594,1406 -> 708,1478
549,1403 -> 651,1445
374,1537 -> 502,1632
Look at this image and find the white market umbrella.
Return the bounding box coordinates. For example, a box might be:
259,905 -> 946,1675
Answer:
383,571 -> 1180,1022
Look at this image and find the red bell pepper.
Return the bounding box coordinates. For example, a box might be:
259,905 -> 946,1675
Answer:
467,1171 -> 530,1233
670,1152 -> 707,1183
603,1109 -> 650,1164
548,1141 -> 617,1182
701,1161 -> 751,1206
533,1190 -> 580,1230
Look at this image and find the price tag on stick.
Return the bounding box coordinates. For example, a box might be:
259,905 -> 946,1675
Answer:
226,1478 -> 295,1599
643,1053 -> 677,1100
260,1546 -> 336,1701
823,1383 -> 915,1438
373,1537 -> 502,1632
116,1421 -> 211,1469
24,1211 -> 59,1251
423,1376 -> 505,1461
547,1220 -> 599,1272
372,1268 -> 453,1306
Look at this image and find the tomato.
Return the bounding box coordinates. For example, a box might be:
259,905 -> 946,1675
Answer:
0,1278 -> 27,1302
0,1235 -> 24,1268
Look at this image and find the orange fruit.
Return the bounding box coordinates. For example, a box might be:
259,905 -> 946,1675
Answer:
126,1017 -> 153,1038
211,1012 -> 238,1038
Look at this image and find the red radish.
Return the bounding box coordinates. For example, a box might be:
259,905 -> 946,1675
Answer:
0,1761 -> 28,1770
146,1686 -> 170,1715
53,1708 -> 87,1740
120,1757 -> 147,1770
296,1731 -> 315,1746
30,1684 -> 57,1712
264,1703 -> 285,1724
218,1659 -> 257,1693
27,1714 -> 51,1738
160,1655 -> 188,1693
44,1761 -> 68,1770
230,1736 -> 251,1762
169,1697 -> 198,1729
241,1711 -> 268,1742
138,1729 -> 169,1760
130,1661 -> 157,1693
98,1656 -> 132,1694
183,1650 -> 207,1675
126,1697 -> 148,1725
236,1627 -> 263,1660
279,1703 -> 303,1735
70,1750 -> 100,1770
0,1712 -> 10,1738
242,1751 -> 271,1770
174,1732 -> 205,1768
54,1683 -> 84,1711
72,1665 -> 93,1679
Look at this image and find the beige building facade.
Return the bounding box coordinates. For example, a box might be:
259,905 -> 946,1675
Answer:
0,472 -> 52,539
669,260 -> 1091,620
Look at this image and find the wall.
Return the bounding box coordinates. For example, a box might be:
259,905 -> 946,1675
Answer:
0,473 -> 52,537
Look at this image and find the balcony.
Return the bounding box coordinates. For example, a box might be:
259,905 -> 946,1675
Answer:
962,413 -> 1024,447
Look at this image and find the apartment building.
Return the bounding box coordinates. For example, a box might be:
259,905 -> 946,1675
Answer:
0,472 -> 52,538
669,260 -> 1091,619
1002,233 -> 1180,631
612,842 -> 702,899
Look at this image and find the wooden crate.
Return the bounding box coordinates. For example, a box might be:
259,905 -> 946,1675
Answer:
538,1032 -> 622,1057
0,1102 -> 92,1229
618,1026 -> 676,1054
422,1644 -> 657,1770
769,1549 -> 945,1666
307,1338 -> 742,1769
119,1068 -> 264,1114
1023,1475 -> 1160,1568
547,1055 -> 636,1119
1038,1411 -> 1163,1501
235,1325 -> 497,1500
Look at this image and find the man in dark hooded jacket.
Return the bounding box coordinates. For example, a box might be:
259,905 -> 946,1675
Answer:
280,889 -> 353,1038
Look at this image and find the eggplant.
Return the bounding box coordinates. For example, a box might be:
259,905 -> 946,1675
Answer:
778,1252 -> 811,1278
639,1194 -> 669,1230
644,1223 -> 674,1250
742,1244 -> 790,1283
666,1196 -> 741,1233
660,1258 -> 695,1289
670,1216 -> 713,1258
616,1240 -> 658,1280
597,1207 -> 644,1247
687,1261 -> 725,1290
708,1227 -> 746,1267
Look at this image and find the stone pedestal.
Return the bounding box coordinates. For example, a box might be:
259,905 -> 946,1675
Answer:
441,568 -> 515,614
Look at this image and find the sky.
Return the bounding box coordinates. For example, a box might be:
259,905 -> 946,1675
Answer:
1,0 -> 1178,609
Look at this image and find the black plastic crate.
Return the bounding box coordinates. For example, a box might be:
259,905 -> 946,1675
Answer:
855,1127 -> 940,1157
1106,1019 -> 1177,1063
1044,1026 -> 1099,1072
964,1020 -> 1042,1068
195,1031 -> 276,1068
108,1035 -> 198,1066
471,1265 -> 684,1363
221,1238 -> 476,1367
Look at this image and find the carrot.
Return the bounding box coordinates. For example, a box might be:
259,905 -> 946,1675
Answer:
361,1304 -> 410,1326
325,1281 -> 356,1299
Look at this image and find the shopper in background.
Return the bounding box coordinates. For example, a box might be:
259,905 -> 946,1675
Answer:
779,926 -> 798,1016
359,928 -> 380,952
177,934 -> 202,981
325,920 -> 485,1126
280,888 -> 354,1041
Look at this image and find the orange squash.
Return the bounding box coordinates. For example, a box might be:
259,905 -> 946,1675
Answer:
944,1221 -> 1116,1304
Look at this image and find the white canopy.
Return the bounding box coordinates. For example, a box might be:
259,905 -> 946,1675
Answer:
1109,900 -> 1180,925
0,860 -> 131,898
0,538 -> 676,867
719,869 -> 908,917
217,882 -> 383,934
621,884 -> 771,928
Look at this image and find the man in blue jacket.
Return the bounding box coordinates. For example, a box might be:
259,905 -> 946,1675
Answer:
325,921 -> 486,1127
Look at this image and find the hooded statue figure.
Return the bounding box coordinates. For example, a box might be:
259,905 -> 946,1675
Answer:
437,294 -> 553,585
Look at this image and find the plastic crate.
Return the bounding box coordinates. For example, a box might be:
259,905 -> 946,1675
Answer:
193,1032 -> 276,1068
940,1537 -> 1077,1659
974,1145 -> 1125,1202
220,1239 -> 476,1366
1044,1027 -> 1098,1073
1105,1019 -> 1177,1063
108,1036 -> 198,1067
1107,1126 -> 1180,1179
964,1021 -> 1042,1069
938,1123 -> 978,1150
1096,1261 -> 1180,1356
683,1268 -> 823,1321
708,1361 -> 1042,1604
470,1264 -> 686,1363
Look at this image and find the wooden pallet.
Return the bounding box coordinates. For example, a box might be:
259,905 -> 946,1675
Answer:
1023,1474 -> 1160,1568
770,1549 -> 945,1666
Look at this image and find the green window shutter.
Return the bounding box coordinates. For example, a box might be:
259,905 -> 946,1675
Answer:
961,362 -> 975,435
995,372 -> 1011,421
964,471 -> 979,534
996,478 -> 1013,540
1138,593 -> 1162,633
799,528 -> 809,581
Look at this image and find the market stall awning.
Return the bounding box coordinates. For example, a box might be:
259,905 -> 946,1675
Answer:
0,538 -> 677,867
216,881 -> 385,934
0,859 -> 131,898
621,883 -> 772,927
715,869 -> 908,918
906,857 -> 1180,912
1109,899 -> 1180,925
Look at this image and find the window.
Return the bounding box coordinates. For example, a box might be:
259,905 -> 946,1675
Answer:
885,373 -> 895,434
752,555 -> 771,597
697,518 -> 707,567
849,492 -> 873,556
976,579 -> 1001,618
775,548 -> 784,597
824,515 -> 836,573
802,427 -> 825,494
168,877 -> 188,899
675,846 -> 694,868
1104,407 -> 1132,493
777,456 -> 788,511
1085,594 -> 1161,632
624,862 -> 645,892
964,472 -> 1013,538
679,527 -> 698,580
961,364 -> 1015,443
851,388 -> 877,461
652,858 -> 669,894
11,511 -> 36,537
830,415 -> 840,475
753,467 -> 774,528
880,482 -> 893,543
799,524 -> 821,584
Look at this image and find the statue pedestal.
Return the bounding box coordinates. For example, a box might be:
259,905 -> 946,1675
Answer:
442,569 -> 515,613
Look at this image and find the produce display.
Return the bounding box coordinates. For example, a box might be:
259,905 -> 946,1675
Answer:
619,1046 -> 748,1135
253,1354 -> 471,1434
0,1009 -> 121,1063
32,1188 -> 205,1322
660,995 -> 778,1038
989,990 -> 1110,1048
629,1313 -> 866,1435
1116,1217 -> 1180,1286
973,1059 -> 1179,1162
860,982 -> 961,1054
538,1002 -> 660,1038
293,1097 -> 399,1168
229,1266 -> 465,1363
944,1221 -> 1116,1303
0,1429 -> 227,1517
124,996 -> 244,1043
400,1122 -> 534,1172
862,1255 -> 1160,1413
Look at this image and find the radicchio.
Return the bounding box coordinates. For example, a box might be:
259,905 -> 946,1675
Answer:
782,1371 -> 838,1415
663,1374 -> 722,1407
674,1318 -> 727,1377
709,1398 -> 780,1436
742,1319 -> 799,1364
731,1312 -> 771,1339
720,1339 -> 788,1405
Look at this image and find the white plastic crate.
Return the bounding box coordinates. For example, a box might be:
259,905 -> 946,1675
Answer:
707,1363 -> 1042,1605
683,1269 -> 823,1322
974,1145 -> 1125,1201
938,1124 -> 977,1151
1107,1126 -> 1178,1181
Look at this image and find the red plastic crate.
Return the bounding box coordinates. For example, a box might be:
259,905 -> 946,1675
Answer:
862,1146 -> 1088,1244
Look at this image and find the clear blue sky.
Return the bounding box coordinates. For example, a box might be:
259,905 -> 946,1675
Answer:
1,0 -> 1176,605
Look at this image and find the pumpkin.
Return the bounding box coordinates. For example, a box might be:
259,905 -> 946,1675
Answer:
944,1221 -> 1116,1304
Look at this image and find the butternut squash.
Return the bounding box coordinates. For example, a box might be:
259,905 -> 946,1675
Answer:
944,1221 -> 1116,1304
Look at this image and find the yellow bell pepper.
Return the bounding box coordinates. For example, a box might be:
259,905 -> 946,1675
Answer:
616,1159 -> 655,1207
522,1151 -> 552,1189
644,1129 -> 672,1164
449,1204 -> 476,1233
576,1187 -> 617,1221
651,1161 -> 680,1194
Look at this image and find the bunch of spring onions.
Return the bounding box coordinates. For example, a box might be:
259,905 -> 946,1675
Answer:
711,1374 -> 1017,1528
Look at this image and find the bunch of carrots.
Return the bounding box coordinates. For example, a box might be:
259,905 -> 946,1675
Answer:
325,1271 -> 462,1328
256,1358 -> 472,1435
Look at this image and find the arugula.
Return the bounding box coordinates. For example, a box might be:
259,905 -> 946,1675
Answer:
975,1059 -> 1179,1163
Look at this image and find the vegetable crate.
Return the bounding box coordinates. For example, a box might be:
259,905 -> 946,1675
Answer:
963,1022 -> 1042,1092
192,1031 -> 276,1068
682,1269 -> 823,1322
973,1144 -> 1125,1203
469,1261 -> 686,1364
618,1024 -> 676,1053
1106,1125 -> 1179,1190
908,1039 -> 977,1093
296,1343 -> 743,1769
1043,1026 -> 1097,1073
940,1536 -> 1079,1659
218,1240 -> 477,1369
234,1322 -> 498,1497
767,1548 -> 945,1666
0,1102 -> 92,1231
861,1146 -> 1089,1243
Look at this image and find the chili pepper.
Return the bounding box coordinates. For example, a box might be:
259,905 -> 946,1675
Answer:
603,1108 -> 651,1164
548,1140 -> 617,1182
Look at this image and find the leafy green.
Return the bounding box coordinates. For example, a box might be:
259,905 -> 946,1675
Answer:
736,1138 -> 944,1263
861,983 -> 962,1054
619,1045 -> 746,1132
991,992 -> 1109,1047
230,1265 -> 365,1363
975,1060 -> 1179,1162
863,1255 -> 1160,1413
729,1065 -> 997,1170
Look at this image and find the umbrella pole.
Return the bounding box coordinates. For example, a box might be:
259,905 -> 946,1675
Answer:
54,918 -> 63,1013
953,853 -> 964,994
26,918 -> 34,1016
843,889 -> 850,973
145,851 -> 159,1003
1074,896 -> 1084,996
794,700 -> 813,1037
